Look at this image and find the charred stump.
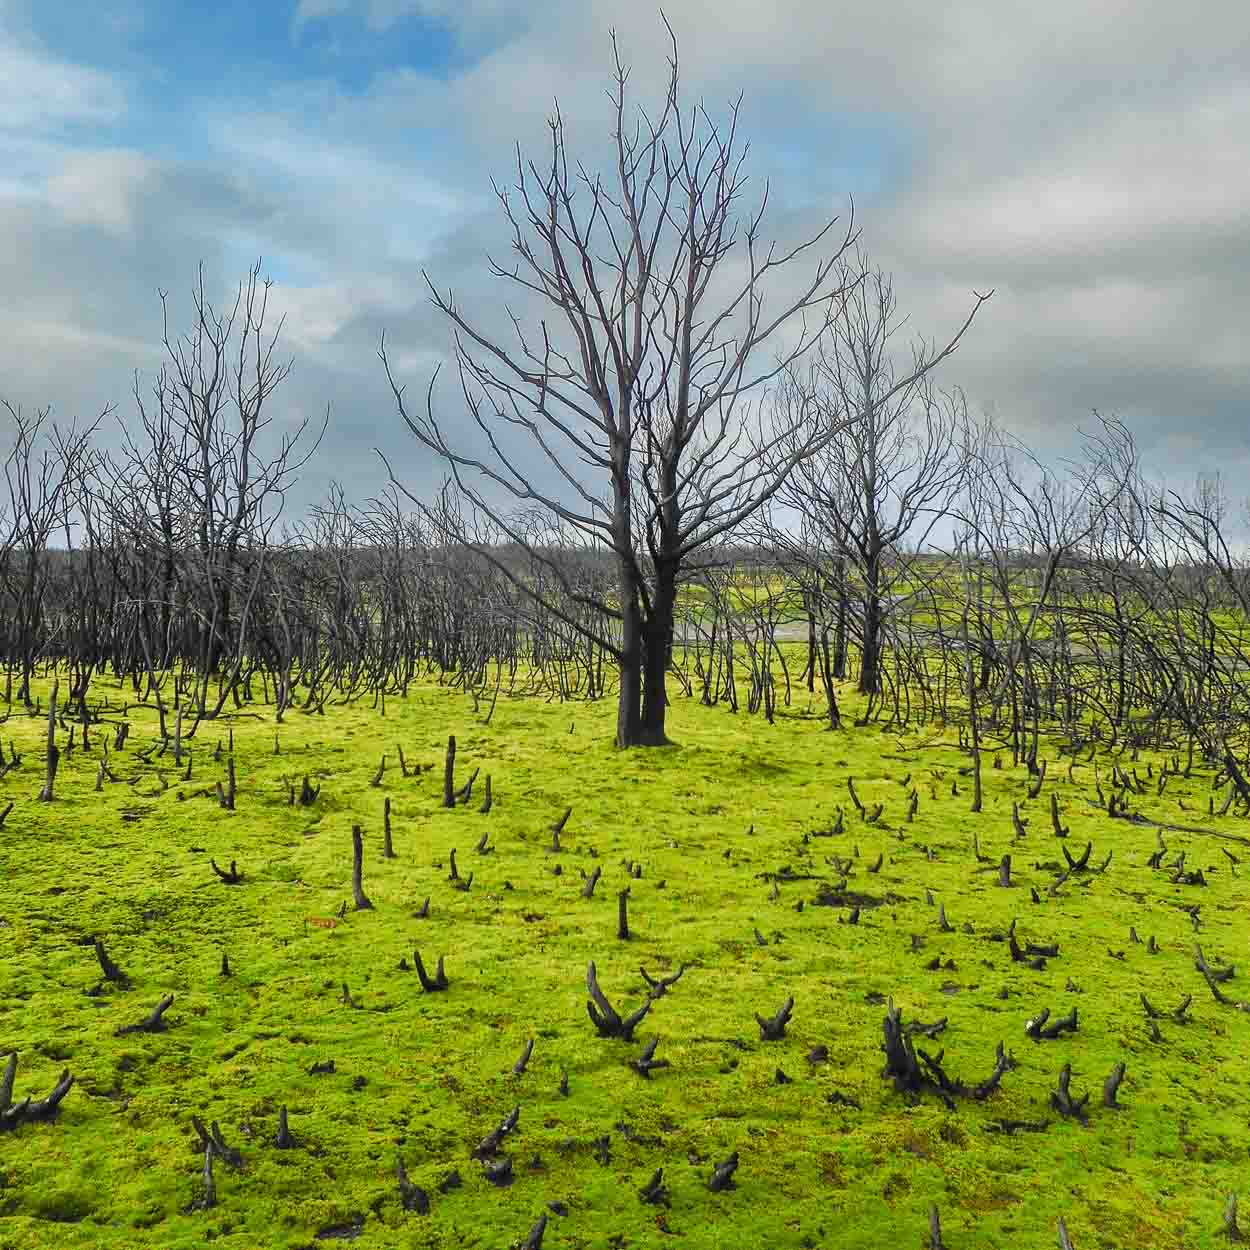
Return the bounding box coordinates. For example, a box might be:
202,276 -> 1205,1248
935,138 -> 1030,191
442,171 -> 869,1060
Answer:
443,735 -> 456,808
352,825 -> 373,910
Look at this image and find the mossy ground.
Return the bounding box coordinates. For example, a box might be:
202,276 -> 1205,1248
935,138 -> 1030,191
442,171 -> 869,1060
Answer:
1,672 -> 1248,1249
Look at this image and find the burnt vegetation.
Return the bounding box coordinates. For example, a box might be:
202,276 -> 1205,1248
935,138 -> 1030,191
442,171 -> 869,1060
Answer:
1,22 -> 1249,1250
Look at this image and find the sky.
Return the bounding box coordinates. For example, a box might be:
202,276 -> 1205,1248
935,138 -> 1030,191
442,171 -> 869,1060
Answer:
1,0 -> 1247,524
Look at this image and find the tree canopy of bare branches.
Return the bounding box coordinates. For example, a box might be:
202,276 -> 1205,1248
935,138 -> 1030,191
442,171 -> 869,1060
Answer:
768,254 -> 989,699
380,22 -> 872,747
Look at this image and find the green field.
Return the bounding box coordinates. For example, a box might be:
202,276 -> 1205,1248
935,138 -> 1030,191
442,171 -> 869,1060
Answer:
2,673 -> 1247,1249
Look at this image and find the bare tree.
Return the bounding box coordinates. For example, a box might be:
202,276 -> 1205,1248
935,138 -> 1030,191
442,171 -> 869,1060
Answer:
379,23 -> 868,747
769,255 -> 990,698
107,262 -> 327,730
0,403 -> 102,705
958,413 -> 1135,763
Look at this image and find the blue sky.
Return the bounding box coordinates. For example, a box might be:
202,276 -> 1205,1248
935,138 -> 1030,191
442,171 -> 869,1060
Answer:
1,0 -> 1248,517
23,0 -> 472,98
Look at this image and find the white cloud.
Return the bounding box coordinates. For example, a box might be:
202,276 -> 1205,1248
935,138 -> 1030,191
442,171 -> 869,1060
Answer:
0,22 -> 124,130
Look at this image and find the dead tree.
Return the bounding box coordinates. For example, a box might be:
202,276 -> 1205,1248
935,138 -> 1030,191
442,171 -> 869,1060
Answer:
512,1039 -> 534,1075
454,766 -> 479,805
639,964 -> 688,997
639,1168 -> 670,1206
1103,1062 -> 1126,1108
472,1105 -> 520,1159
551,807 -> 571,848
216,758 -> 236,811
191,1117 -> 242,1169
377,21 -> 978,749
1223,1195 -> 1244,1242
1051,792 -> 1069,837
210,859 -> 242,885
1025,1007 -> 1078,1041
521,1214 -> 547,1250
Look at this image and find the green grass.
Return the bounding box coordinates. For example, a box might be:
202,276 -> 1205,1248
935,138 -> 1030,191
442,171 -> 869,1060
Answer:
2,674 -> 1248,1249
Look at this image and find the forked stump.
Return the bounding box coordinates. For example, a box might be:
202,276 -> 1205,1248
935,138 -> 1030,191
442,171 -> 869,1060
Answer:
755,995 -> 794,1041
0,1052 -> 75,1130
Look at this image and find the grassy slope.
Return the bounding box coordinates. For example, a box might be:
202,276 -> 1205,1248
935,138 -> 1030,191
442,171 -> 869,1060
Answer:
1,673 -> 1248,1250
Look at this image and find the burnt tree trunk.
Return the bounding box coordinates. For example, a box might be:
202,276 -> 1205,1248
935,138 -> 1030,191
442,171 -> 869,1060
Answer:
858,551 -> 883,696
616,562 -> 644,749
638,586 -> 675,747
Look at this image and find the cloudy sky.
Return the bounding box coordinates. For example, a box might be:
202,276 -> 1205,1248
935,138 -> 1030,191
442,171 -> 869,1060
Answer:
1,0 -> 1247,519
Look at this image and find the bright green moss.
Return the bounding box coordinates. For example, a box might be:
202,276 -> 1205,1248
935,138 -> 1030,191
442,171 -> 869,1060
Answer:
0,672 -> 1247,1248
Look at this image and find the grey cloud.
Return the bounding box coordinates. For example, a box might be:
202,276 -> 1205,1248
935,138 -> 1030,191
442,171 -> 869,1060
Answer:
2,1 -> 1249,522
